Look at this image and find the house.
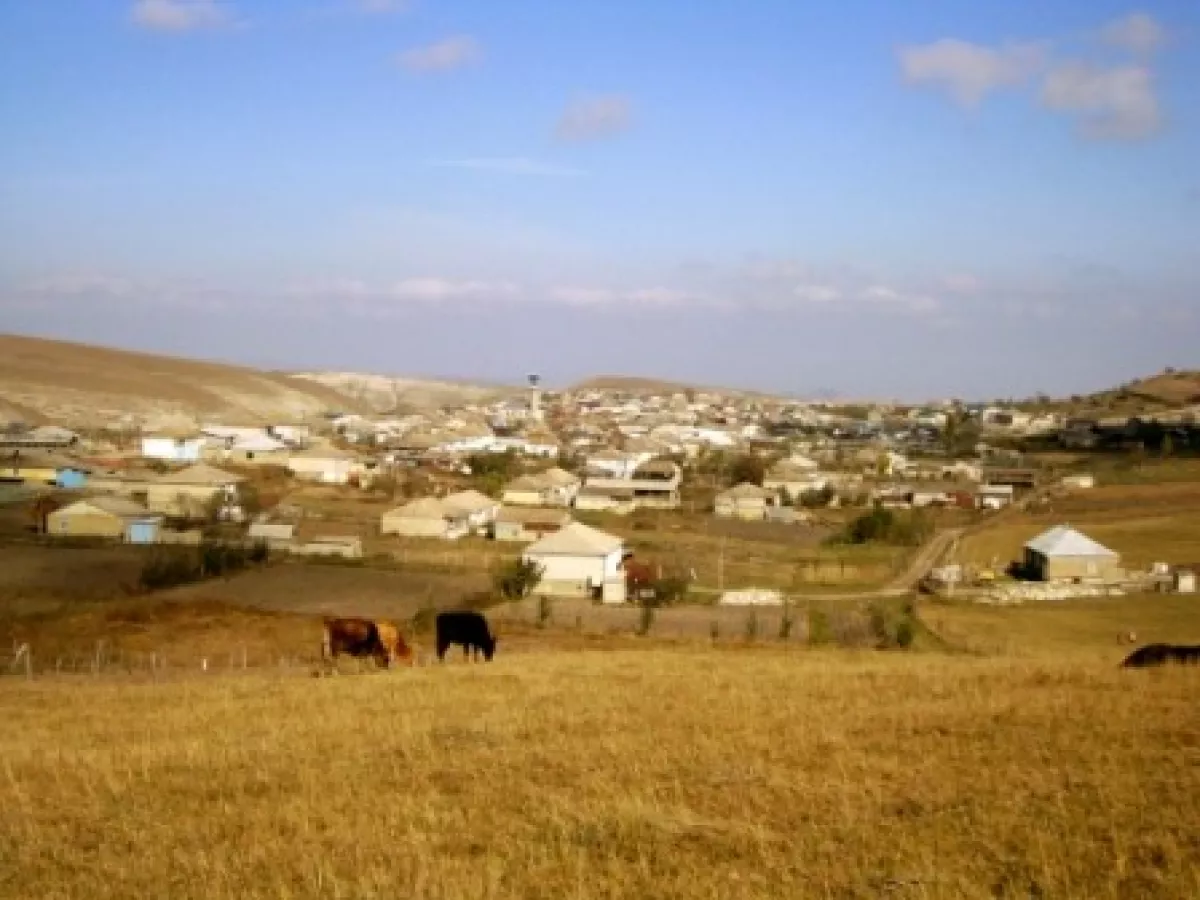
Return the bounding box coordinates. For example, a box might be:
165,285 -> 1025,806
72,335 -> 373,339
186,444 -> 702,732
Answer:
140,429 -> 206,463
1173,567 -> 1197,594
247,519 -> 297,550
574,484 -> 637,515
492,507 -> 572,542
763,462 -> 828,499
1023,525 -> 1123,584
0,425 -> 79,450
983,467 -> 1038,489
523,521 -> 626,602
910,487 -> 953,508
584,461 -> 682,510
501,474 -> 554,507
441,489 -> 501,531
714,483 -> 772,520
46,497 -> 163,544
873,485 -> 914,509
538,467 -> 582,505
380,498 -> 470,540
975,484 -> 1015,510
147,464 -> 246,519
0,452 -> 90,489
1061,474 -> 1096,490
287,445 -> 359,484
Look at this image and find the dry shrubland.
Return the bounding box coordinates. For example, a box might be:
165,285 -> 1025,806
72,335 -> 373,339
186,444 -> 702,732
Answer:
2,650 -> 1198,899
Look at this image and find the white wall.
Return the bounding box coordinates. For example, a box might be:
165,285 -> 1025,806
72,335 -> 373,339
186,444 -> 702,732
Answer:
524,548 -> 624,586
141,437 -> 204,462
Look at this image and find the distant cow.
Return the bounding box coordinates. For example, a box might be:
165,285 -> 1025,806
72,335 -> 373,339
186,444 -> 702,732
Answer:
435,610 -> 496,662
322,617 -> 414,670
1120,643 -> 1200,668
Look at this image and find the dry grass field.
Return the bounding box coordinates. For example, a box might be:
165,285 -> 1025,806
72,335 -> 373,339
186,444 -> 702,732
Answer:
957,480 -> 1200,573
1,651 -> 1198,899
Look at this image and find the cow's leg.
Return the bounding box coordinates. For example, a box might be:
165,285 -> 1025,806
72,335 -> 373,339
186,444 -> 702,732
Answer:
436,641 -> 448,662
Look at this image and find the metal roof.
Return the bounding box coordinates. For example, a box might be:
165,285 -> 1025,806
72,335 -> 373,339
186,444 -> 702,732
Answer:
1024,525 -> 1118,558
524,521 -> 623,556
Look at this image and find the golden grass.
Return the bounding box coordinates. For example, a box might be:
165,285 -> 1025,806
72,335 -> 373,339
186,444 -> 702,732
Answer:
924,593 -> 1200,659
1,650 -> 1198,899
958,482 -> 1200,572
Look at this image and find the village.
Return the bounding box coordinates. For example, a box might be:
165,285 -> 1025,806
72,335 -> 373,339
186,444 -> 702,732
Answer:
3,372 -> 1198,617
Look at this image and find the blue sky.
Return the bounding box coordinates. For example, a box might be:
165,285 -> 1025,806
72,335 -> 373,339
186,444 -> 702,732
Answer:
1,0 -> 1197,400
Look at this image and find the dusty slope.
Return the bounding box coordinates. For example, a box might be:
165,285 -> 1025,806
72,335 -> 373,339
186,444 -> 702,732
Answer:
571,374 -> 782,398
292,370 -> 519,413
0,333 -> 367,427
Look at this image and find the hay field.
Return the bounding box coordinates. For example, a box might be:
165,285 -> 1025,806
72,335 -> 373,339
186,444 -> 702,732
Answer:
1,651 -> 1198,899
957,481 -> 1200,572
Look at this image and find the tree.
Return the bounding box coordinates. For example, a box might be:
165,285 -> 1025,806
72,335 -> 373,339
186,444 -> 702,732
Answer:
726,453 -> 766,487
494,557 -> 544,602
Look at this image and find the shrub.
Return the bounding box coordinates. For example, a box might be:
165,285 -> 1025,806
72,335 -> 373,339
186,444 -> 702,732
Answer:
827,507 -> 934,547
494,558 -> 544,602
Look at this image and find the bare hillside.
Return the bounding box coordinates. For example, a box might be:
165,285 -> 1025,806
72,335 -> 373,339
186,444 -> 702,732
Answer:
292,370 -> 519,413
0,333 -> 367,427
571,374 -> 781,399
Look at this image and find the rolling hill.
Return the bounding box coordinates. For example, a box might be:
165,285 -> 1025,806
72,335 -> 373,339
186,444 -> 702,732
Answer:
0,333 -> 370,427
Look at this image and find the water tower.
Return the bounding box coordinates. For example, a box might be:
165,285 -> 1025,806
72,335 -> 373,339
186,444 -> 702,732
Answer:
527,373 -> 543,422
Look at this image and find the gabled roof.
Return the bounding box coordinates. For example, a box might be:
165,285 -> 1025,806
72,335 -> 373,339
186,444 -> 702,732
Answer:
719,482 -> 771,500
155,464 -> 245,485
58,496 -> 158,519
505,474 -> 550,492
385,497 -> 450,520
524,521 -> 623,557
538,467 -> 580,487
442,489 -> 498,514
495,506 -> 571,525
1025,525 -> 1118,558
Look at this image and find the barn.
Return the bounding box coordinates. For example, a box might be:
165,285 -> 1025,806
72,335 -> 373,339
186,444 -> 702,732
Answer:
1023,525 -> 1122,584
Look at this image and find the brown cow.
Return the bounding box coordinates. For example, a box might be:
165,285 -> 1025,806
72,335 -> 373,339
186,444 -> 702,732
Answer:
321,617 -> 415,671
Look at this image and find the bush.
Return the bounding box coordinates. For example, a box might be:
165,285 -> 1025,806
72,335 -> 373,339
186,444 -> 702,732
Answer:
494,558 -> 544,602
827,507 -> 934,547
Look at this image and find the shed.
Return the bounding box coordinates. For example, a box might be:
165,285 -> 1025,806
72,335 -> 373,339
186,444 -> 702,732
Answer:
523,521 -> 625,600
1023,525 -> 1122,584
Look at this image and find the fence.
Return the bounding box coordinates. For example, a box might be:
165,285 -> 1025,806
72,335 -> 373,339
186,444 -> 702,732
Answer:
0,640 -> 322,681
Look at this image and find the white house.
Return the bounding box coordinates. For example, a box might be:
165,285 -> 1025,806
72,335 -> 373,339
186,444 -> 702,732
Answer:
441,489 -> 501,531
141,431 -> 207,463
523,521 -> 626,602
380,498 -> 470,540
287,446 -> 359,484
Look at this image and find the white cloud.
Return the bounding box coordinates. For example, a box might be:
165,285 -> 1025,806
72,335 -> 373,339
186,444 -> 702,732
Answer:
859,285 -> 939,314
550,286 -> 694,307
1099,12 -> 1167,56
397,35 -> 481,73
387,278 -> 517,302
555,95 -> 633,142
428,157 -> 586,177
130,0 -> 231,32
1041,63 -> 1161,139
793,285 -> 842,304
897,39 -> 1049,106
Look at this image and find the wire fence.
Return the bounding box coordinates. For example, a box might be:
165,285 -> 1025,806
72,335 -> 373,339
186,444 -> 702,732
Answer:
0,640 -> 325,681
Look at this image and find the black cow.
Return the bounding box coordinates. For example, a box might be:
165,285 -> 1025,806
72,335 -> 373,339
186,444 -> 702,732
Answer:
1120,643 -> 1200,668
435,610 -> 497,662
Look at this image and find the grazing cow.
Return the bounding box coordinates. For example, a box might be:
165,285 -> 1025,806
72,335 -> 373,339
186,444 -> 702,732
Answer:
1120,643 -> 1200,668
322,617 -> 414,670
435,610 -> 496,662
